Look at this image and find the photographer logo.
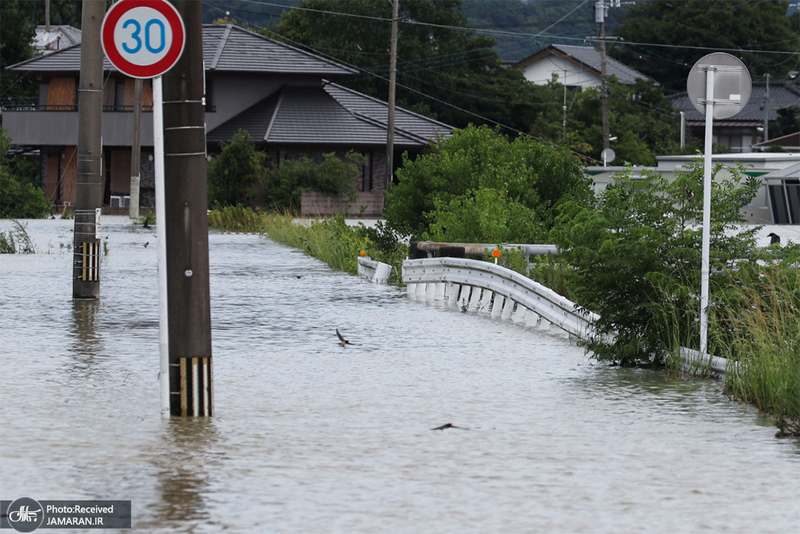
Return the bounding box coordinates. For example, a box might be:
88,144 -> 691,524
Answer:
5,498 -> 43,532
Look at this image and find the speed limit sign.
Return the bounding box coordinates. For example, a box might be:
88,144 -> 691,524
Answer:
101,0 -> 185,79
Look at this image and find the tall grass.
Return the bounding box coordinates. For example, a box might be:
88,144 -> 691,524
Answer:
208,207 -> 406,280
716,262 -> 800,437
0,220 -> 35,254
207,205 -> 264,233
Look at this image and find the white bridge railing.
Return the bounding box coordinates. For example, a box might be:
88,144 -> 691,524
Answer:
402,257 -> 598,340
357,256 -> 392,284
402,256 -> 731,376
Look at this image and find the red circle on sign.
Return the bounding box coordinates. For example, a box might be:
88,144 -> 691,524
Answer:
101,0 -> 185,79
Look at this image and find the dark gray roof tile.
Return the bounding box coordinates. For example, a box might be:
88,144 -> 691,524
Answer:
670,83 -> 800,123
8,24 -> 356,78
208,84 -> 453,148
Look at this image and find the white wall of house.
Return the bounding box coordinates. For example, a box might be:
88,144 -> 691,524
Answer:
519,55 -> 599,89
585,153 -> 800,224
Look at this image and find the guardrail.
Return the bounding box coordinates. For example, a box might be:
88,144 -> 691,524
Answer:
402,257 -> 598,340
679,347 -> 731,378
401,256 -> 731,376
357,256 -> 392,284
411,241 -> 558,259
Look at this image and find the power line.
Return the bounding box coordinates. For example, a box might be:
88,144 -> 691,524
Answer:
206,0 -> 799,56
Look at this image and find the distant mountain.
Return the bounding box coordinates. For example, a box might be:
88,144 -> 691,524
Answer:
200,0 -> 623,62
461,0 -> 619,61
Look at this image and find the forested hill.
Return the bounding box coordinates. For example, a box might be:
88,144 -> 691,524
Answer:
200,0 -> 622,62
460,0 -> 619,62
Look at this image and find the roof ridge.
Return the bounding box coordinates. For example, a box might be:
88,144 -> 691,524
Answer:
263,87 -> 286,142
324,82 -> 453,130
209,25 -> 232,71
204,24 -> 357,76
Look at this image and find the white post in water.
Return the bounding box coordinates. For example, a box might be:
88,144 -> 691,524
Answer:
153,76 -> 170,417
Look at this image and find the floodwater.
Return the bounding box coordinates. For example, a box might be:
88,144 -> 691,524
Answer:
1,217 -> 798,533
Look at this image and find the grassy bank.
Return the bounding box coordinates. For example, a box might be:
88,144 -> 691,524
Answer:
208,206 -> 407,283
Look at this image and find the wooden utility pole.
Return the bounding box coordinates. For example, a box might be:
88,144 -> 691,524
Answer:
161,0 -> 213,416
72,0 -> 105,300
385,0 -> 399,190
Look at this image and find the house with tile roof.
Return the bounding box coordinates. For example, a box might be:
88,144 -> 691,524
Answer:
2,24 -> 452,217
669,82 -> 800,154
34,25 -> 82,54
512,44 -> 650,88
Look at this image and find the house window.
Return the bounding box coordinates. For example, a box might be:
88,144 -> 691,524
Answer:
363,152 -> 373,192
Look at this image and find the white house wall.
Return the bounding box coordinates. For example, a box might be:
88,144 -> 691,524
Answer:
520,55 -> 599,89
586,153 -> 800,224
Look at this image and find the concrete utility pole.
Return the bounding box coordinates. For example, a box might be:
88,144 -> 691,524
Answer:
596,1 -> 610,152
594,0 -> 619,150
72,0 -> 105,300
594,0 -> 631,151
129,78 -> 143,219
161,0 -> 213,416
763,73 -> 770,142
385,0 -> 399,190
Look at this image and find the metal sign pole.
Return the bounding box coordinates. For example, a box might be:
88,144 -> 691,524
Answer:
686,52 -> 751,358
699,66 -> 715,356
153,75 -> 170,417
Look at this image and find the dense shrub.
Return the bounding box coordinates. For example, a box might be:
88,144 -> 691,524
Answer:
551,161 -> 760,366
384,124 -> 591,242
0,127 -> 51,219
207,129 -> 362,213
0,174 -> 52,219
207,129 -> 267,208
260,152 -> 361,212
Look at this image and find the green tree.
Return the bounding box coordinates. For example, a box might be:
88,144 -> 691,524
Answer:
543,78 -> 700,165
207,130 -> 363,211
0,128 -> 51,218
207,130 -> 268,207
551,162 -> 760,366
610,0 -> 798,93
0,0 -> 38,99
770,106 -> 800,141
261,151 -> 362,213
384,124 -> 591,241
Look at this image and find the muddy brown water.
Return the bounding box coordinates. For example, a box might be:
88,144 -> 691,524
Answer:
1,217 -> 798,533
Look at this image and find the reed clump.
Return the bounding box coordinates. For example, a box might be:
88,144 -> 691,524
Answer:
207,205 -> 265,233
714,256 -> 800,437
0,220 -> 35,254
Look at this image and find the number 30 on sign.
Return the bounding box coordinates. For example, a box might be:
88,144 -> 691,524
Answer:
101,0 -> 185,79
